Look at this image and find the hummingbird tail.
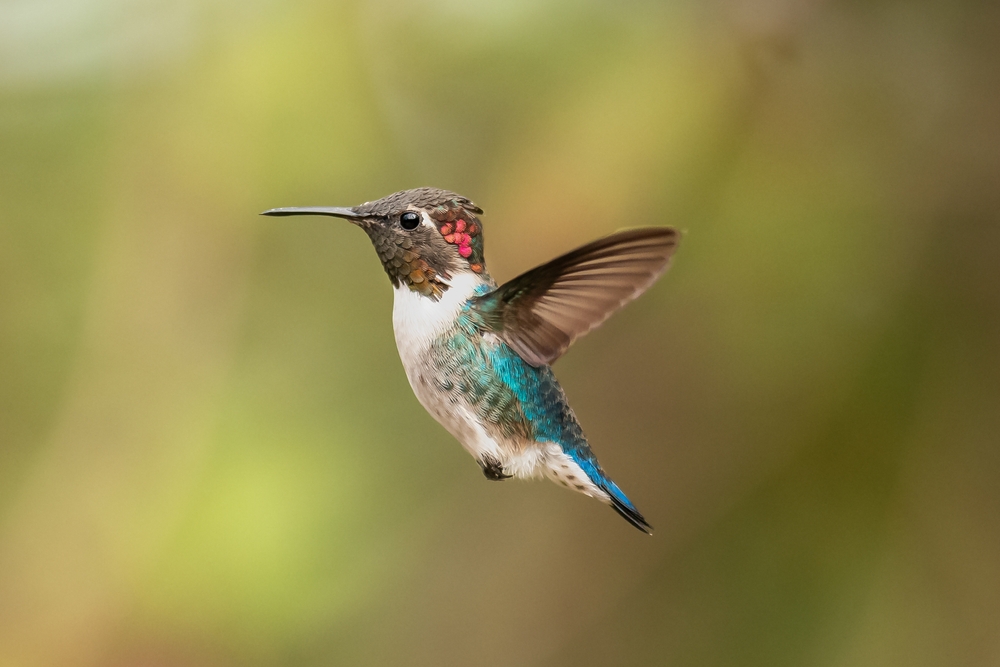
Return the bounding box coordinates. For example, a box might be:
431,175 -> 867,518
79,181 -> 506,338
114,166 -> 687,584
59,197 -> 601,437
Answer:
561,449 -> 653,534
602,483 -> 653,535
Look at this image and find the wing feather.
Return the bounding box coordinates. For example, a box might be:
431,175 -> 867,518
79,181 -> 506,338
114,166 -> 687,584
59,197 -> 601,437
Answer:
473,227 -> 680,366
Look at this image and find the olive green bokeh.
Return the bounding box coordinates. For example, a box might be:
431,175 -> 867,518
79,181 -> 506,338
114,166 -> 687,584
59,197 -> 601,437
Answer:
2,1 -> 999,666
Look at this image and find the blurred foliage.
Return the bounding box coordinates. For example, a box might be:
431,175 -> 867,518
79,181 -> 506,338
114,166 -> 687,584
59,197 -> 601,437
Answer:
1,0 -> 999,666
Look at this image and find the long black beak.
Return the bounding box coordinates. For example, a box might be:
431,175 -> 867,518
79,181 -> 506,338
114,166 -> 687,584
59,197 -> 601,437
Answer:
260,206 -> 363,221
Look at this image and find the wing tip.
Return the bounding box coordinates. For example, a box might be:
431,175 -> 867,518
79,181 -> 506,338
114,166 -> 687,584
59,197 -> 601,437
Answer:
614,225 -> 681,242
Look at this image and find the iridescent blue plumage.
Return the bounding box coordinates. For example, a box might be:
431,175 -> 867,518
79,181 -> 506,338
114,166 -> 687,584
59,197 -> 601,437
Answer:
426,298 -> 648,530
485,336 -> 647,523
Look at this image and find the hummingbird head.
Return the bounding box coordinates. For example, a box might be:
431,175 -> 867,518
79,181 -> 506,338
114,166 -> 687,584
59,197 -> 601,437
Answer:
263,187 -> 487,299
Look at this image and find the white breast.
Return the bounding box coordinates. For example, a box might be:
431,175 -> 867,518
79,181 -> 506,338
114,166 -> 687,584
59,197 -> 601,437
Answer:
390,273 -> 570,482
391,272 -> 480,366
391,273 -> 507,464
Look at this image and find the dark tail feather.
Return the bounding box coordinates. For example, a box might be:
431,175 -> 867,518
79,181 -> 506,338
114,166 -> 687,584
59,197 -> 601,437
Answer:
605,488 -> 653,535
565,451 -> 653,534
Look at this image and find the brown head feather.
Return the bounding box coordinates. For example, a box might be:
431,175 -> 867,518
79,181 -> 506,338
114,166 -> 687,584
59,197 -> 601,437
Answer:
355,188 -> 489,298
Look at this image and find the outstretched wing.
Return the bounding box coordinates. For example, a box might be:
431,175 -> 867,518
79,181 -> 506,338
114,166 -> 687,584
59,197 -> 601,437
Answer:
472,227 -> 679,367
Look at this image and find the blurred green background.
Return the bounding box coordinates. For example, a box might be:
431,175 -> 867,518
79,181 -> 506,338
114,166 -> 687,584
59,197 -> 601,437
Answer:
2,0 -> 999,665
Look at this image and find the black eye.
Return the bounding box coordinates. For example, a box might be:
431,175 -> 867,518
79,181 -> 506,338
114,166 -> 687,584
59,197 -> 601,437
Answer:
400,212 -> 420,230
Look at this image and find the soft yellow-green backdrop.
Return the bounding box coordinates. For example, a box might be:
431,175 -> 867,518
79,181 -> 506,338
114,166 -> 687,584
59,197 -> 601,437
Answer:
2,1 -> 998,665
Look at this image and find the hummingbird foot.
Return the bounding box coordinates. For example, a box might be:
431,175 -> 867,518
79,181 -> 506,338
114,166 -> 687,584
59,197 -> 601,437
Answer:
479,455 -> 512,481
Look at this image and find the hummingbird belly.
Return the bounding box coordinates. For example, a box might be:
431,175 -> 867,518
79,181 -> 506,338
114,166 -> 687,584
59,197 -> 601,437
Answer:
391,279 -> 610,498
392,277 -> 533,473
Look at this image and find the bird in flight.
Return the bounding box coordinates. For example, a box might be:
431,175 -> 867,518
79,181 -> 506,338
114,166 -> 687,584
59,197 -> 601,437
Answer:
263,188 -> 679,533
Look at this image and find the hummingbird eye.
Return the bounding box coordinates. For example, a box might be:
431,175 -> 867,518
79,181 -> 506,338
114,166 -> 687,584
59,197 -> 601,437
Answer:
399,211 -> 421,230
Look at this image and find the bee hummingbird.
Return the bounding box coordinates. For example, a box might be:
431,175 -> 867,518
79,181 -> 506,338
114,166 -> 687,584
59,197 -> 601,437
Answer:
262,188 -> 679,533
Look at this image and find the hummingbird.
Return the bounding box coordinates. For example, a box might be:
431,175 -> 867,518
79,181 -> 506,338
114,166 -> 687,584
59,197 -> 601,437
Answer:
262,188 -> 679,533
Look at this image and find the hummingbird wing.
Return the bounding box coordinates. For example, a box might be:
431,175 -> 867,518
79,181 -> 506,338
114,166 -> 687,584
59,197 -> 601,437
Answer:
473,227 -> 679,367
